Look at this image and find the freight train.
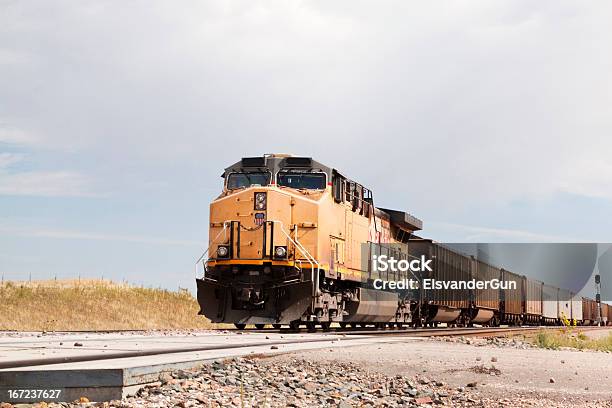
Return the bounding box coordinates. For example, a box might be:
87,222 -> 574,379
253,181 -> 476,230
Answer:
195,154 -> 610,329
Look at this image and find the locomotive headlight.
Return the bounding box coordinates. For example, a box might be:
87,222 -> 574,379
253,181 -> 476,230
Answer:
274,246 -> 287,259
254,192 -> 267,210
217,245 -> 229,258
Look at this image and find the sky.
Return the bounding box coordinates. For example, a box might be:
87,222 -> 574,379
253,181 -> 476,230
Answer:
1,1 -> 611,292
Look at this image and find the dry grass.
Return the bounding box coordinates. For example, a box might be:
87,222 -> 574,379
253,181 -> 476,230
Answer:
0,279 -> 215,331
533,330 -> 612,352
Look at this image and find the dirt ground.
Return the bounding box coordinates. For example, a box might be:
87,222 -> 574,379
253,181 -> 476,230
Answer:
272,331 -> 612,407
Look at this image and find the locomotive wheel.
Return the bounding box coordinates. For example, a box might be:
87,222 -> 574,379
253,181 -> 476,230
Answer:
339,322 -> 347,329
306,322 -> 316,332
350,323 -> 359,328
320,322 -> 331,332
272,324 -> 282,329
234,323 -> 246,330
254,324 -> 265,330
396,322 -> 404,329
289,321 -> 301,331
387,322 -> 395,329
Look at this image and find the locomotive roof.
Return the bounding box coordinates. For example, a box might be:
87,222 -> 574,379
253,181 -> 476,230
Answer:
223,154 -> 333,178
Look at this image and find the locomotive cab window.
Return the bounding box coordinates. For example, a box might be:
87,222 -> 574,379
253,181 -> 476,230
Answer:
226,172 -> 271,190
277,171 -> 326,190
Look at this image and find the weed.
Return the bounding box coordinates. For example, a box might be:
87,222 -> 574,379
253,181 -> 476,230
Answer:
533,330 -> 612,352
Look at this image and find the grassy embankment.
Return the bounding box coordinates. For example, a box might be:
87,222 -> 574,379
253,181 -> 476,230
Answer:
0,279 -> 214,331
532,328 -> 612,352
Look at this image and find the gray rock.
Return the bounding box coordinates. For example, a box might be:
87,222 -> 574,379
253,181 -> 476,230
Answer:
158,372 -> 173,385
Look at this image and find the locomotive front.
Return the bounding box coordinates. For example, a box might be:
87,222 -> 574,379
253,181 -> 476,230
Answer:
196,155 -> 330,328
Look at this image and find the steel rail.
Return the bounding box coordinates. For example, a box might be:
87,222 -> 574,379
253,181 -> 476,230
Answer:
0,336 -> 345,370
2,326 -> 606,370
337,326 -> 558,337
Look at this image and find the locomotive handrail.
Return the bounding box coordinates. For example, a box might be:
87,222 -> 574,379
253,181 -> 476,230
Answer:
292,224 -> 318,269
268,219 -> 321,297
195,218 -> 321,296
194,221 -> 230,280
269,220 -> 318,268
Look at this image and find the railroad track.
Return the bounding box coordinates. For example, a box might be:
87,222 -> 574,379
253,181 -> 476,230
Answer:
234,324 -> 608,336
3,325 -> 602,370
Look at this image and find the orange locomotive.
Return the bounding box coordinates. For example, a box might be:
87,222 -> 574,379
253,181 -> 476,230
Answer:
195,154 -> 421,330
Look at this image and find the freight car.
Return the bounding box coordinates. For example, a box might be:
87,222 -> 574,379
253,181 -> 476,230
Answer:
500,269 -> 522,325
471,260 -> 499,325
542,284 -> 559,325
582,297 -> 598,325
602,302 -> 609,325
195,155 -> 600,329
405,240 -> 471,326
523,277 -> 543,324
558,288 -> 572,323
570,293 -> 583,325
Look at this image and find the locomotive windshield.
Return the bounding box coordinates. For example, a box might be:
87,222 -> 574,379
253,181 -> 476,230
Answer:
277,171 -> 326,189
227,171 -> 270,189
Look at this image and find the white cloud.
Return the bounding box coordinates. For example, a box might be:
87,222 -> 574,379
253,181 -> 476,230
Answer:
430,222 -> 590,243
0,224 -> 204,247
556,158 -> 612,199
0,153 -> 24,168
0,49 -> 27,65
0,150 -> 95,197
0,126 -> 39,146
1,1 -> 612,208
0,170 -> 95,197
